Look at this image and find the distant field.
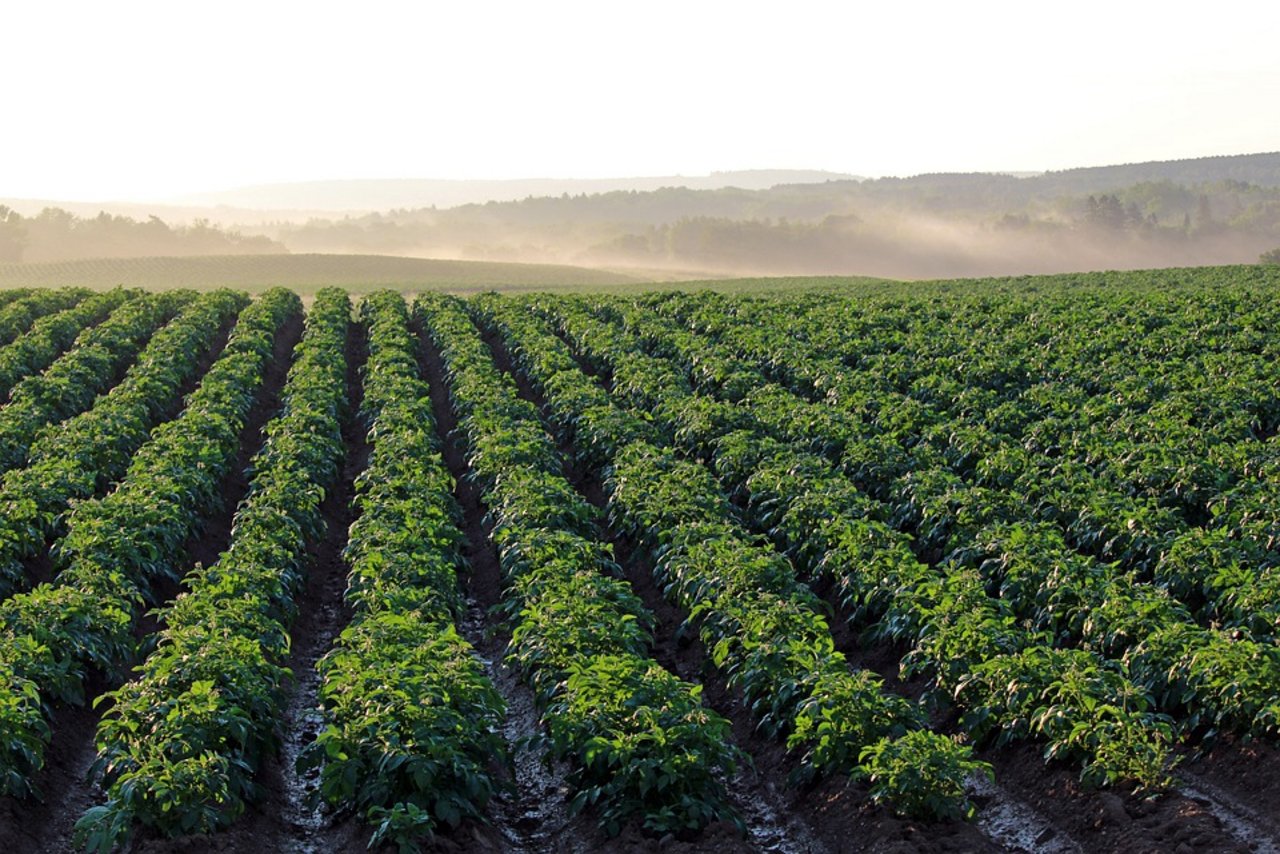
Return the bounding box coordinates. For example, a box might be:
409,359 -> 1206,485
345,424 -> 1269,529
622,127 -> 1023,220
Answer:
6,253 -> 1277,299
0,253 -> 905,295
0,253 -> 643,294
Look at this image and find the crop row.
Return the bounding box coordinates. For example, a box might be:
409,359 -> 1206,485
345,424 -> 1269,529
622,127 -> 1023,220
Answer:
476,296 -> 990,819
78,288 -> 348,849
0,290 -> 248,600
300,291 -> 506,851
654,291 -> 1279,613
0,288 -> 135,401
418,294 -> 744,836
0,289 -> 298,798
0,289 -> 33,310
0,287 -> 89,348
0,289 -> 192,474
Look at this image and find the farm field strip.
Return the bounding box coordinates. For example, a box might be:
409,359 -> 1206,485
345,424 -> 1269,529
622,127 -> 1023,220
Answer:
0,294 -> 303,854
0,272 -> 1277,853
652,292 -> 1280,638
299,292 -> 505,851
474,303 -> 963,853
471,301 -> 835,853
0,288 -> 135,402
0,289 -> 33,310
560,291 -> 1280,850
495,295 -> 1265,850
418,294 -> 746,839
650,290 -> 1280,624
481,300 -> 1100,854
0,290 -> 192,474
412,305 -> 595,853
0,289 -> 299,802
262,295 -> 368,852
554,297 -> 1174,763
78,289 -> 349,849
0,290 -> 247,601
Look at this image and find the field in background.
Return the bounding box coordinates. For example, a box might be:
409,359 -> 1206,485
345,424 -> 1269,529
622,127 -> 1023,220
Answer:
0,253 -> 643,294
0,253 -> 902,296
8,252 -> 1276,298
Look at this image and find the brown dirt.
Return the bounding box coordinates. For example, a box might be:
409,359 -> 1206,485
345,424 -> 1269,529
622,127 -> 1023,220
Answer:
1180,738 -> 1280,842
983,743 -> 1262,854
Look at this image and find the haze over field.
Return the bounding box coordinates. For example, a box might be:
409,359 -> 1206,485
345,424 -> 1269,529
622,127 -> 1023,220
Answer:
2,0 -> 1279,281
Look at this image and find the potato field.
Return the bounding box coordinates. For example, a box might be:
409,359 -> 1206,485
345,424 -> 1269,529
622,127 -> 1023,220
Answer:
0,268 -> 1279,853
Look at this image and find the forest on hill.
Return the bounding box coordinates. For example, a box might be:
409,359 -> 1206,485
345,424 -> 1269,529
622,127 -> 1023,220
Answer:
266,152 -> 1280,278
4,153 -> 1280,280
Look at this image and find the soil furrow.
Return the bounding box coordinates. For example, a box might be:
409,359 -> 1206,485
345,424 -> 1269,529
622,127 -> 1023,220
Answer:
1180,739 -> 1280,841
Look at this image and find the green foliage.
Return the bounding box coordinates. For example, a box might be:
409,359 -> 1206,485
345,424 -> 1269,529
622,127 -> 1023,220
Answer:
0,290 -> 246,599
302,292 -> 505,852
423,293 -> 743,837
482,296 -> 983,816
788,670 -> 919,783
954,647 -> 1175,789
6,267 -> 1280,842
80,289 -> 344,845
548,655 -> 743,836
0,291 -> 276,799
0,289 -> 193,474
856,731 -> 992,821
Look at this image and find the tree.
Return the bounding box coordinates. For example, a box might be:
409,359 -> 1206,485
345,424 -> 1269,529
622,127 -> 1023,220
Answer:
0,206 -> 26,263
1261,247 -> 1280,265
1085,194 -> 1127,231
1197,194 -> 1214,226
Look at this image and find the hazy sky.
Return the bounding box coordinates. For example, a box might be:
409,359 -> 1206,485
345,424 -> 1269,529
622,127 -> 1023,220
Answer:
4,0 -> 1278,202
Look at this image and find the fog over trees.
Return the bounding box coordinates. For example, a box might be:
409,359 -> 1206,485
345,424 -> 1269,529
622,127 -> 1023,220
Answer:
4,153 -> 1280,280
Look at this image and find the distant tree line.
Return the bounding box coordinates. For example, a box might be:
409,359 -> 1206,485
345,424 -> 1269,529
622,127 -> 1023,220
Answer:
0,206 -> 284,264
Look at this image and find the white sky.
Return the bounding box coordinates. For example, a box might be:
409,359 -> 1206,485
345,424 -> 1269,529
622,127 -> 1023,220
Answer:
2,0 -> 1278,202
